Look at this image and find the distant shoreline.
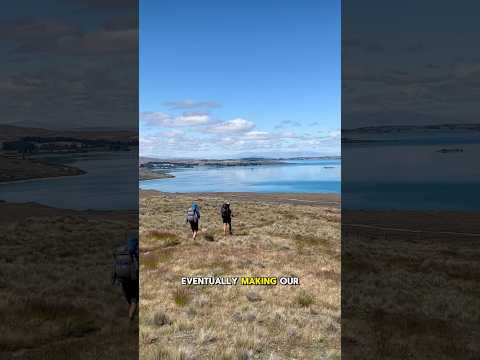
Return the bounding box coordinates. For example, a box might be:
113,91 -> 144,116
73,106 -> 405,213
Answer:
139,157 -> 340,182
140,156 -> 340,165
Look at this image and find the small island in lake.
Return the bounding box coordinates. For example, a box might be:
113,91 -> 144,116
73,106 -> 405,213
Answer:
139,166 -> 174,180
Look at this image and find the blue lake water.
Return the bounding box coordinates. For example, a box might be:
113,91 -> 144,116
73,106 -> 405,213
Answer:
0,152 -> 138,210
139,160 -> 341,193
343,140 -> 480,211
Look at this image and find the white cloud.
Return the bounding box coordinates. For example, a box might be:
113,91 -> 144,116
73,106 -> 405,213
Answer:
244,131 -> 271,140
174,113 -> 210,126
207,118 -> 255,134
140,111 -> 211,127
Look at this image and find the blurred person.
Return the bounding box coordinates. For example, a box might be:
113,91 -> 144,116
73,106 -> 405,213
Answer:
112,229 -> 139,321
186,202 -> 200,240
220,201 -> 233,236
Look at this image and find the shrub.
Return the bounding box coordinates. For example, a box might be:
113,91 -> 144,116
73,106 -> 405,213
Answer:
295,290 -> 315,307
145,230 -> 180,247
172,288 -> 191,307
152,310 -> 171,327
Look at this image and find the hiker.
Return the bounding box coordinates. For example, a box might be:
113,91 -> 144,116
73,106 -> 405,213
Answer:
186,202 -> 200,240
112,230 -> 139,321
221,201 -> 233,236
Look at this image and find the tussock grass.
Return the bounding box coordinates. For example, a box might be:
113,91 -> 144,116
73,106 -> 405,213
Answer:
172,287 -> 191,307
342,214 -> 480,359
140,192 -> 340,359
151,310 -> 172,327
0,211 -> 138,358
144,230 -> 180,247
141,253 -> 160,270
295,290 -> 315,307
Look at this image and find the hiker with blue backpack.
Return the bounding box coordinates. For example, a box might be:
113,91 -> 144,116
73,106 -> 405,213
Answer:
186,202 -> 200,240
112,230 -> 139,322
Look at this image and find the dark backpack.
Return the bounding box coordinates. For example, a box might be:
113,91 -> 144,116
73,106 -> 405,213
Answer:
113,245 -> 138,283
221,204 -> 231,218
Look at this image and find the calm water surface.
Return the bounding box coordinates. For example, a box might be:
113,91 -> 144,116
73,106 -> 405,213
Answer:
344,139 -> 480,211
140,160 -> 341,193
1,152 -> 138,210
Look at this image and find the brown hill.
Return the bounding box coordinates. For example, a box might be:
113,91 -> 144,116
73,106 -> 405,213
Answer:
0,125 -> 137,142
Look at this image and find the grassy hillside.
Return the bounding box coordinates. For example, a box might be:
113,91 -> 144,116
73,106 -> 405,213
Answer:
0,203 -> 138,359
140,191 -> 340,360
343,210 -> 480,359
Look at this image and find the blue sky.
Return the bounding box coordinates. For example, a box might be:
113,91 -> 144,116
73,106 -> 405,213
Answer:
0,0 -> 137,130
140,0 -> 340,158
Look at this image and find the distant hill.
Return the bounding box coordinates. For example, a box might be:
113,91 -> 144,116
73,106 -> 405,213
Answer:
140,156 -> 162,164
0,125 -> 137,142
343,123 -> 480,134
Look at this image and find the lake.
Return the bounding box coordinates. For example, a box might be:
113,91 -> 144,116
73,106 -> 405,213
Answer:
139,159 -> 341,193
0,152 -> 138,210
343,139 -> 480,211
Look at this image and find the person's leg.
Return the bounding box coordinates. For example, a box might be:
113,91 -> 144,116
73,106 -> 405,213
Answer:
128,302 -> 137,320
122,281 -> 134,319
223,222 -> 227,236
228,221 -> 232,235
128,280 -> 139,321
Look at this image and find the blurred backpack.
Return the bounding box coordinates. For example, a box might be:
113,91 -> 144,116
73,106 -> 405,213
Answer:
112,244 -> 138,284
221,203 -> 231,218
187,205 -> 199,222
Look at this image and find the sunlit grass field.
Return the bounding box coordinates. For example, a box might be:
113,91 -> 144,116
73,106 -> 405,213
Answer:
140,191 -> 340,360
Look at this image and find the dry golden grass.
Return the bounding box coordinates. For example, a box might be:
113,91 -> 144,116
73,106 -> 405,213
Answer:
140,191 -> 340,360
342,212 -> 480,359
0,209 -> 138,359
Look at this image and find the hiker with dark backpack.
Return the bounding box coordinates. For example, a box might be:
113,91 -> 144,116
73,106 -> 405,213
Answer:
186,202 -> 200,240
112,230 -> 139,321
221,201 -> 233,236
